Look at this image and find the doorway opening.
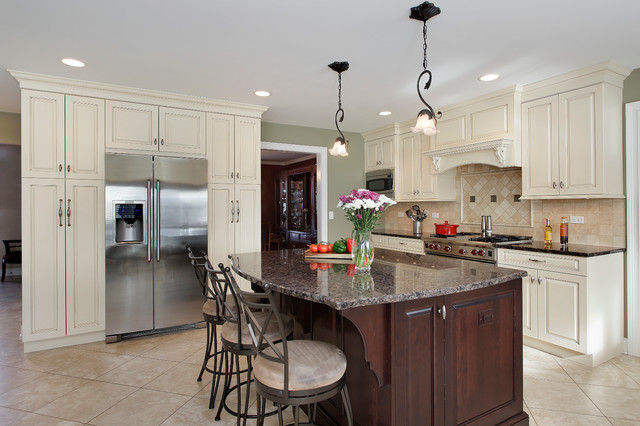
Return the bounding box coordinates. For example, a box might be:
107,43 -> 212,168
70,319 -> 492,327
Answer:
260,142 -> 328,251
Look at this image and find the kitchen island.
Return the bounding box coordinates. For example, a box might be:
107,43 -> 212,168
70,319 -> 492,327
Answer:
230,249 -> 529,425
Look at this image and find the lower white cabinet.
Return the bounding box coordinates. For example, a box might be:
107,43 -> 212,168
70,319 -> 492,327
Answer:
22,178 -> 105,348
372,234 -> 425,255
498,248 -> 623,366
208,183 -> 260,289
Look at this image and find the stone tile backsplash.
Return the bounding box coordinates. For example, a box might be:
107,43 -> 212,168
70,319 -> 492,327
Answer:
382,165 -> 626,247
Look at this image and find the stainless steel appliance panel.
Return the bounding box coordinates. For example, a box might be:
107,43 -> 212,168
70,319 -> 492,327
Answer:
153,156 -> 207,329
105,154 -> 154,335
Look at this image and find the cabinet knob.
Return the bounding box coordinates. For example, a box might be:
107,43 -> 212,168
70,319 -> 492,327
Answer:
161,138 -> 164,146
560,181 -> 564,189
552,182 -> 557,189
59,164 -> 63,172
67,165 -> 70,173
538,277 -> 543,285
230,172 -> 234,178
530,276 -> 535,283
438,305 -> 447,320
236,172 -> 240,179
154,138 -> 157,145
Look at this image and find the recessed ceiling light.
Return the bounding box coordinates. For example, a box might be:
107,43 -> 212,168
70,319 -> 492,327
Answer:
254,90 -> 271,97
61,58 -> 85,68
378,111 -> 392,116
478,73 -> 500,82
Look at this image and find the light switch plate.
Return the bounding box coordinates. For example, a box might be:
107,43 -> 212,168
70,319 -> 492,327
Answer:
329,211 -> 334,220
570,215 -> 584,224
432,212 -> 439,218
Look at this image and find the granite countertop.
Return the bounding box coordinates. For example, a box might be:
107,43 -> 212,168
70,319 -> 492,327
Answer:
372,229 -> 427,239
230,249 -> 526,310
500,241 -> 626,257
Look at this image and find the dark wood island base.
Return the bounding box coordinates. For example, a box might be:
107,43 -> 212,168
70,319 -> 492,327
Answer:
283,278 -> 527,426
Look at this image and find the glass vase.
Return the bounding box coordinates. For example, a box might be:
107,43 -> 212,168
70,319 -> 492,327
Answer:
352,229 -> 374,272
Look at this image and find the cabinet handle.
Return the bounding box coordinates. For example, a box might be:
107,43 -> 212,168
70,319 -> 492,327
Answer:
161,138 -> 164,146
66,199 -> 71,227
154,138 -> 157,145
438,305 -> 447,320
560,181 -> 564,189
59,164 -> 63,172
231,202 -> 235,223
538,277 -> 543,285
552,181 -> 557,189
59,199 -> 64,227
230,172 -> 234,179
67,165 -> 70,173
530,276 -> 535,283
236,200 -> 240,223
528,258 -> 546,263
236,172 -> 240,179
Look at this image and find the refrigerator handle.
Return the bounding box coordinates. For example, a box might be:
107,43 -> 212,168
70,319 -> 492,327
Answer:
147,179 -> 151,262
156,180 -> 161,262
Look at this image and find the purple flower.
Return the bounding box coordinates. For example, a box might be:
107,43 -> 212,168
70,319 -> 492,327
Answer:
379,206 -> 385,211
339,195 -> 349,203
356,214 -> 362,220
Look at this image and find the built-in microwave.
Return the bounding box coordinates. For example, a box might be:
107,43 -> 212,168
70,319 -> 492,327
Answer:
365,169 -> 394,197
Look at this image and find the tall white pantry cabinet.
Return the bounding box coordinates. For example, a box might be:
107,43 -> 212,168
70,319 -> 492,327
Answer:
13,71 -> 267,352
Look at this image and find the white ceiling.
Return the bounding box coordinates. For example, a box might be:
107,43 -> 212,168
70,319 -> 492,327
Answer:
2,0 -> 640,133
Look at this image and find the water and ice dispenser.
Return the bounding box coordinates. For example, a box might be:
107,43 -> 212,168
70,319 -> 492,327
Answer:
115,203 -> 144,243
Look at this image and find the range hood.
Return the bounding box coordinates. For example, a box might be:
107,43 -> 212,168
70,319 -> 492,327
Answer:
423,138 -> 520,173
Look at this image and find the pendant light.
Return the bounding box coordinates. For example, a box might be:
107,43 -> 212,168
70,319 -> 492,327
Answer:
328,61 -> 349,157
410,2 -> 441,136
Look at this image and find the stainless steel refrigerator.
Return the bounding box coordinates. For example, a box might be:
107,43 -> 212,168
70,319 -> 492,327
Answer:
105,154 -> 207,341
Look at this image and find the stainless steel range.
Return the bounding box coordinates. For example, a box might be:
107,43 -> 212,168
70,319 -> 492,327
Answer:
423,232 -> 532,263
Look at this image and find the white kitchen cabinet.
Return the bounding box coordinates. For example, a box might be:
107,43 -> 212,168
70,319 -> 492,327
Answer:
207,113 -> 261,185
396,132 -> 455,202
521,83 -> 623,198
22,178 -> 105,345
208,183 -> 260,291
106,100 -> 205,156
21,91 -> 104,180
371,234 -> 425,255
365,137 -> 395,171
498,248 -> 623,366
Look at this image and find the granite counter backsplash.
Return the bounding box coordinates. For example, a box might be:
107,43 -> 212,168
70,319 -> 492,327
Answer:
230,249 -> 525,310
500,241 -> 625,257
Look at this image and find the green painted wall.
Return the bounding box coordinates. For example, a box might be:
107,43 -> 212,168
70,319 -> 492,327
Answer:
624,68 -> 640,104
261,122 -> 365,242
0,112 -> 20,145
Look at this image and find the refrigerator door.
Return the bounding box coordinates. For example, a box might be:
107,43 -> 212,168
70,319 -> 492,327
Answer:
153,156 -> 207,329
105,154 -> 154,336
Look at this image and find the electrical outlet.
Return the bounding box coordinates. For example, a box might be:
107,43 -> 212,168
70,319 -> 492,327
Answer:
329,211 -> 334,220
570,215 -> 584,224
432,212 -> 439,218
398,212 -> 404,217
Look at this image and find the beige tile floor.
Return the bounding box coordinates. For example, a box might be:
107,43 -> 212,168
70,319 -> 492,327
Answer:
1,277 -> 640,425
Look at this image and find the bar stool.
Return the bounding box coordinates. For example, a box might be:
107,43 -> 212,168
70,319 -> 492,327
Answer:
241,282 -> 353,426
206,260 -> 293,425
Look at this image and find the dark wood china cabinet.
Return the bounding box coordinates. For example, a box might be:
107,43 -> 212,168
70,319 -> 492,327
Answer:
275,165 -> 316,248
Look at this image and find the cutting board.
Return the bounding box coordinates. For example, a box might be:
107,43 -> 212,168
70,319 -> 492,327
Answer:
304,250 -> 353,263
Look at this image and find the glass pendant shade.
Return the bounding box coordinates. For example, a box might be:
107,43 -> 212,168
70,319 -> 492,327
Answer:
329,138 -> 349,157
411,109 -> 438,135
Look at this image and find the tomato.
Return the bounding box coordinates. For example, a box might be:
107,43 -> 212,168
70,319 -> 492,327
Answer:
318,263 -> 329,270
309,262 -> 318,270
347,264 -> 356,277
346,238 -> 355,253
309,244 -> 318,253
318,244 -> 329,253
328,244 -> 334,252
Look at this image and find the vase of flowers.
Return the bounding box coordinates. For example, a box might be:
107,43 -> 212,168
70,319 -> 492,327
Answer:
337,189 -> 396,272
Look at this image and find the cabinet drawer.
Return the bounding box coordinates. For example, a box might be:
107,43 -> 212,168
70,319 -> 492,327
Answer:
372,234 -> 388,248
498,249 -> 585,275
386,237 -> 425,254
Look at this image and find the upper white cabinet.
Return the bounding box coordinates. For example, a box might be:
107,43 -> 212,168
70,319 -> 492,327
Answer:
22,91 -> 104,180
207,113 -> 261,185
365,137 -> 395,171
106,101 -> 206,156
396,132 -> 455,202
520,62 -> 629,199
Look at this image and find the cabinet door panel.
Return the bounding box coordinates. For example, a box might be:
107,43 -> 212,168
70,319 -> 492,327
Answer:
66,180 -> 105,335
432,114 -> 465,148
235,184 -> 261,254
159,107 -> 206,155
522,269 -> 538,338
22,90 -> 65,178
380,138 -> 395,168
106,100 -> 158,151
538,271 -> 587,352
235,116 -> 261,185
522,97 -> 559,196
208,184 -> 234,267
396,133 -> 419,200
394,297 -> 443,426
471,104 -> 509,141
207,113 -> 234,184
65,96 -> 104,179
22,179 -> 66,341
559,86 -> 602,195
364,142 -> 379,171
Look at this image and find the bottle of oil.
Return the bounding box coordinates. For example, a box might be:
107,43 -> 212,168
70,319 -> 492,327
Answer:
544,218 -> 552,247
560,217 -> 569,247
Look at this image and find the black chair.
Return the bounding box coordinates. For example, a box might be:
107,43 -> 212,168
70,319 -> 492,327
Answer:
2,240 -> 21,282
186,246 -> 225,408
241,279 -> 353,426
206,259 -> 293,425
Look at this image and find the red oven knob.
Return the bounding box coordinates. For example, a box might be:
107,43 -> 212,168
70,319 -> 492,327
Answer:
428,244 -> 434,250
471,249 -> 477,255
444,246 -> 452,252
458,249 -> 466,255
478,250 -> 486,257
434,244 -> 441,250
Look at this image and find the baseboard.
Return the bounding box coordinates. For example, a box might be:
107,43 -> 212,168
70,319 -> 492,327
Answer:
23,331 -> 105,353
